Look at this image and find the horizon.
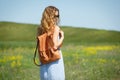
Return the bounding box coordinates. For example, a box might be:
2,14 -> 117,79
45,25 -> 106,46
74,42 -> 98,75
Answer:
1,21 -> 120,32
0,0 -> 120,31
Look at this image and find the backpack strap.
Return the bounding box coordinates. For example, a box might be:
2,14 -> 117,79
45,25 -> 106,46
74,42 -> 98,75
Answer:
33,40 -> 42,66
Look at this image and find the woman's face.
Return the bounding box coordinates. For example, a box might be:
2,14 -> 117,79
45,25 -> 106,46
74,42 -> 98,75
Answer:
55,11 -> 59,18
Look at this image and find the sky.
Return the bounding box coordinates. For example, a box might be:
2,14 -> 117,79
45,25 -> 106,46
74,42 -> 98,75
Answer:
0,0 -> 120,31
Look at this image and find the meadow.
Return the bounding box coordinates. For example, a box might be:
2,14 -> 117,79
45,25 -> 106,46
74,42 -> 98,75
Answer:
0,22 -> 120,80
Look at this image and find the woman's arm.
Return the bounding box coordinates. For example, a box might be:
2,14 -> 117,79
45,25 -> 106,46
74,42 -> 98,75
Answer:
53,26 -> 64,50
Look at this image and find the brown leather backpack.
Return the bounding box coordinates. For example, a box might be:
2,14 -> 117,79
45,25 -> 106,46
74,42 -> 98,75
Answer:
33,32 -> 60,66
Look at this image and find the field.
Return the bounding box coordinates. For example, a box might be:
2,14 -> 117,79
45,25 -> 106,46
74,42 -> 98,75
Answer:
0,22 -> 120,80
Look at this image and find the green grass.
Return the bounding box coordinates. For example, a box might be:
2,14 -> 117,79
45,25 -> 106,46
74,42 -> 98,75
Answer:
0,22 -> 37,41
0,45 -> 39,80
63,45 -> 120,80
0,43 -> 120,80
0,21 -> 120,44
0,21 -> 120,80
62,27 -> 120,44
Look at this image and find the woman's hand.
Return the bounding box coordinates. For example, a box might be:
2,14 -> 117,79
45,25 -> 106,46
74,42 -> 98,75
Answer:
59,30 -> 64,40
53,26 -> 64,49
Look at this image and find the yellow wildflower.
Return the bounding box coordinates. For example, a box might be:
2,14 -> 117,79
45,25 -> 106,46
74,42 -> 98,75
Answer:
16,55 -> 23,60
11,61 -> 16,68
17,60 -> 21,66
97,59 -> 107,64
10,56 -> 16,61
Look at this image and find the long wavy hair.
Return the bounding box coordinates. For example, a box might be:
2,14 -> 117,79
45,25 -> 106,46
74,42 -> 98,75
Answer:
38,6 -> 60,35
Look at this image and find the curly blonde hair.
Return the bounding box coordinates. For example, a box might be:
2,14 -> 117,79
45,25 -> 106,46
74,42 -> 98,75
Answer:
38,6 -> 60,35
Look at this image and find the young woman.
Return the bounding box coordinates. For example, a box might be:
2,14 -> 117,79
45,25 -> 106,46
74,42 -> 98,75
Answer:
37,6 -> 65,80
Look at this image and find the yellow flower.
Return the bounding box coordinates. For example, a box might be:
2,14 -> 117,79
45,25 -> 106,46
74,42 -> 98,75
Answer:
11,61 -> 16,68
16,55 -> 22,60
10,56 -> 16,61
97,59 -> 107,64
83,47 -> 97,55
82,45 -> 118,56
17,60 -> 21,66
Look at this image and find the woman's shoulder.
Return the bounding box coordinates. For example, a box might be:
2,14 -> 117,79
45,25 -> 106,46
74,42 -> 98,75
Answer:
54,25 -> 60,31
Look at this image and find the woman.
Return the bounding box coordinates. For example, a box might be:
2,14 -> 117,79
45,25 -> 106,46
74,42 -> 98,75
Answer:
37,6 -> 65,80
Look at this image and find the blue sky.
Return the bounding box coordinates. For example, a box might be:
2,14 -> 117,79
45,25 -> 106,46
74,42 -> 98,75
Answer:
0,0 -> 120,31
